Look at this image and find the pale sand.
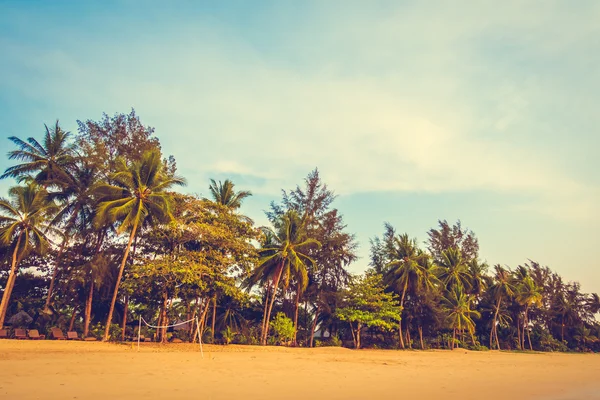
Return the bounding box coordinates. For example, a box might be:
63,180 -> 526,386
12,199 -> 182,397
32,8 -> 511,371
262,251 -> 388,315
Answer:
1,340 -> 599,400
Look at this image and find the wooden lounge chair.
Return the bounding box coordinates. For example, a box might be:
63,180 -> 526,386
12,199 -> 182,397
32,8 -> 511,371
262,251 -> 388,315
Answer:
67,331 -> 80,340
84,336 -> 97,341
50,327 -> 66,340
0,329 -> 8,339
27,329 -> 45,340
14,328 -> 27,339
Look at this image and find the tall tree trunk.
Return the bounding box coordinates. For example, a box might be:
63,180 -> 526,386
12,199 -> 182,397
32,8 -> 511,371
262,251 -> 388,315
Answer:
45,208 -> 79,310
262,262 -> 284,345
349,322 -> 357,349
0,233 -> 23,328
398,282 -> 408,349
292,288 -> 301,346
260,284 -> 270,344
452,329 -> 456,349
522,306 -> 528,351
121,295 -> 129,341
211,296 -> 217,343
561,315 -> 564,342
199,300 -> 210,341
309,303 -> 320,348
83,280 -> 94,337
406,325 -> 411,348
68,308 -> 77,332
103,220 -> 139,341
356,323 -> 361,349
491,296 -> 501,349
525,307 -> 533,351
418,326 -> 424,349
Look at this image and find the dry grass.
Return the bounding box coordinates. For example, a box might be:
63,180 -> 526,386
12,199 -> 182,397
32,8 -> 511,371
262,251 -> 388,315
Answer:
1,340 -> 599,399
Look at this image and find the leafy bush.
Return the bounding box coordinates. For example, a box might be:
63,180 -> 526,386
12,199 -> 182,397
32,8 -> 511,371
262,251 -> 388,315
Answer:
330,334 -> 342,347
270,312 -> 294,345
221,326 -> 235,345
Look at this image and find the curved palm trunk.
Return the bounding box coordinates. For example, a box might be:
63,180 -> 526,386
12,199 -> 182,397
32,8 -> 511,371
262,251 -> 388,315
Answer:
121,295 -> 129,341
398,282 -> 408,349
260,284 -> 270,343
0,233 -> 23,328
521,306 -> 529,351
490,296 -> 501,349
83,280 -> 94,337
103,220 -> 139,341
211,296 -> 217,342
525,306 -> 533,350
68,308 -> 77,332
262,262 -> 284,345
45,208 -> 80,310
292,287 -> 301,346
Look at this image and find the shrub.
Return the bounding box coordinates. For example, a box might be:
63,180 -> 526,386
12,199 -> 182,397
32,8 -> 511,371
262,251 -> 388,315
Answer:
270,312 -> 295,345
221,326 -> 235,345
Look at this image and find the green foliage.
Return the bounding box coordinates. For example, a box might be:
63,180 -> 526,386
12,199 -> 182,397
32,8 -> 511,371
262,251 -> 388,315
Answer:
270,312 -> 295,344
221,326 -> 235,345
336,272 -> 401,348
0,114 -> 598,354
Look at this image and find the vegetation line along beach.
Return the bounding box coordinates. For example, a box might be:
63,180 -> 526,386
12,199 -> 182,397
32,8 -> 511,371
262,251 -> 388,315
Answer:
0,112 -> 598,353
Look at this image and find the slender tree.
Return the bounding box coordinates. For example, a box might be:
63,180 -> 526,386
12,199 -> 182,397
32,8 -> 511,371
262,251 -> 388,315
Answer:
1,121 -> 75,184
94,149 -> 185,341
0,183 -> 59,327
488,265 -> 516,349
247,210 -> 320,345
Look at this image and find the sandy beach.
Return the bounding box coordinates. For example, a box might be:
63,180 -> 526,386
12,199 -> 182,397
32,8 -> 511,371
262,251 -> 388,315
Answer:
1,341 -> 599,400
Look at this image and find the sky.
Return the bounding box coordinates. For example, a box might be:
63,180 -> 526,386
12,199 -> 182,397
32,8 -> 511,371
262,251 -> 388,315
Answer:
0,1 -> 599,294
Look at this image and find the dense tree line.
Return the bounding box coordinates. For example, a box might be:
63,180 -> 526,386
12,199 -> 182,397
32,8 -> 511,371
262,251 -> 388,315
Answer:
1,111 -> 598,352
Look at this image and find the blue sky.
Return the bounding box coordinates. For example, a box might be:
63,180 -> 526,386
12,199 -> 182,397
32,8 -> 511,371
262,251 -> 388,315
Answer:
1,1 -> 599,294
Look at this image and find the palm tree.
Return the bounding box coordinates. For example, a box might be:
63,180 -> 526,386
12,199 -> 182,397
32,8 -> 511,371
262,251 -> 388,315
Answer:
488,265 -> 516,349
438,248 -> 471,291
1,121 -> 75,184
573,325 -> 597,350
207,179 -> 252,209
205,178 -> 252,340
247,210 -> 319,345
442,286 -> 481,349
516,275 -> 542,350
93,149 -> 185,341
44,164 -> 98,310
383,234 -> 437,348
0,183 -> 59,327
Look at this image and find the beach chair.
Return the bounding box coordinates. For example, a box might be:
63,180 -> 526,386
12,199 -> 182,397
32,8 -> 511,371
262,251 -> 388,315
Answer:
50,327 -> 66,340
27,329 -> 45,340
14,328 -> 27,339
67,331 -> 80,340
0,329 -> 8,339
83,336 -> 97,341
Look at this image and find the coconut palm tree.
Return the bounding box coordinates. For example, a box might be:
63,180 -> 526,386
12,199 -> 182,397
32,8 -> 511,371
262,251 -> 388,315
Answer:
573,325 -> 597,350
516,275 -> 543,350
247,210 -> 319,345
383,234 -> 438,348
93,149 -> 185,341
442,286 -> 481,349
205,178 -> 252,340
207,179 -> 252,210
1,121 -> 75,184
44,163 -> 99,310
488,265 -> 516,349
0,183 -> 59,327
438,248 -> 471,291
